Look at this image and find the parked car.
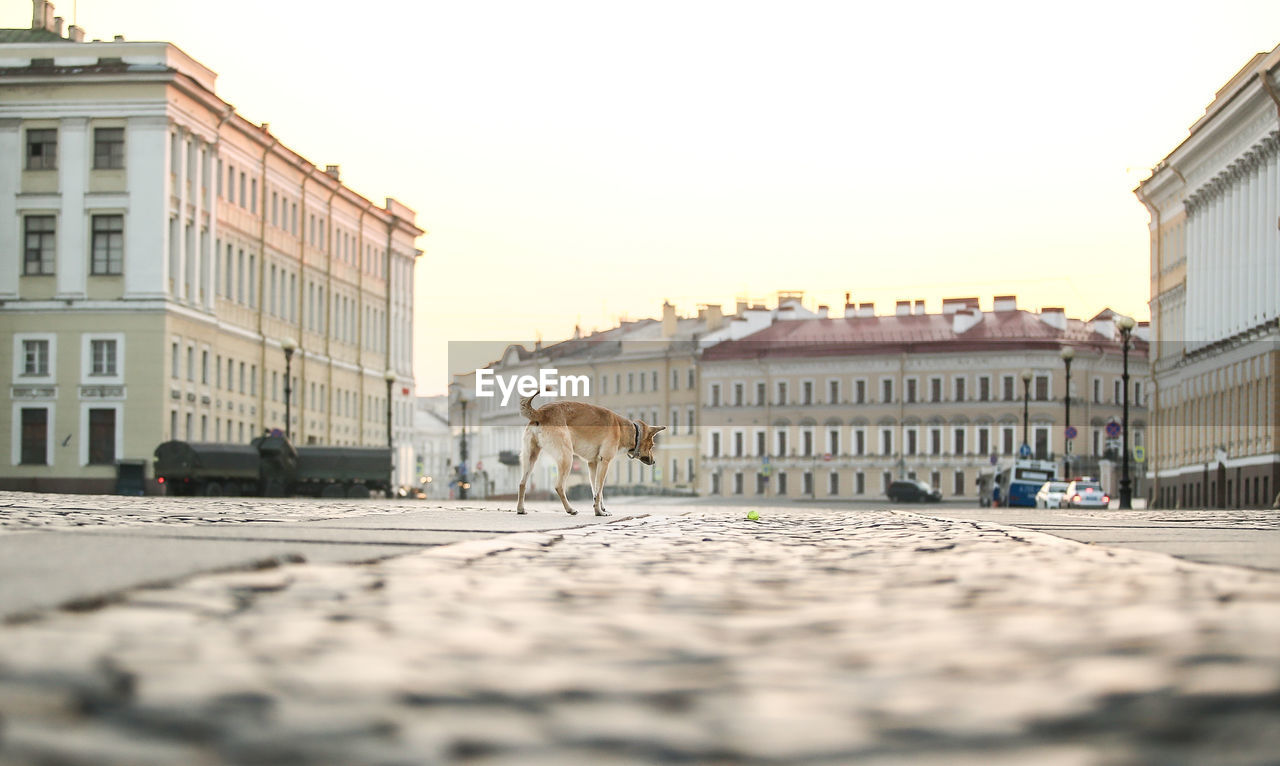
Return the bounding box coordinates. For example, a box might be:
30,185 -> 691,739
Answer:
1035,481 -> 1070,509
1063,479 -> 1110,509
887,480 -> 942,503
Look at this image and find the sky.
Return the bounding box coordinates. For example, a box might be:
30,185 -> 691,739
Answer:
9,0 -> 1280,394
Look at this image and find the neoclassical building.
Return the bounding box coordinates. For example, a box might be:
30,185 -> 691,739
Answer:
1135,43 -> 1279,509
698,298 -> 1147,501
1,2 -> 423,492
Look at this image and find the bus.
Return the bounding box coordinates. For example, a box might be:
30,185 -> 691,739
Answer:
993,459 -> 1057,508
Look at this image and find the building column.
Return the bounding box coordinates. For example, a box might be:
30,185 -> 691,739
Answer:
55,117 -> 89,300
124,115 -> 170,299
0,119 -> 20,299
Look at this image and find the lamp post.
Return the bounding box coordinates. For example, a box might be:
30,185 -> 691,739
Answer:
1060,346 -> 1074,480
384,370 -> 396,496
1116,315 -> 1136,509
457,394 -> 469,500
281,337 -> 297,441
1020,369 -> 1032,456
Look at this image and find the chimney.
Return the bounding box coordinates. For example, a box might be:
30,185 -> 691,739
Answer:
52,15 -> 63,35
993,295 -> 1017,312
913,300 -> 925,316
895,300 -> 911,317
817,304 -> 829,319
112,34 -> 124,42
661,301 -> 677,337
735,299 -> 748,316
857,302 -> 875,318
67,24 -> 84,42
1039,307 -> 1066,331
325,164 -> 341,181
701,304 -> 724,332
942,297 -> 979,315
32,1 -> 55,33
844,302 -> 858,319
952,307 -> 982,334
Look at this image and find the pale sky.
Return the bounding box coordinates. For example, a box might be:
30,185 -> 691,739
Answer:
10,1 -> 1280,393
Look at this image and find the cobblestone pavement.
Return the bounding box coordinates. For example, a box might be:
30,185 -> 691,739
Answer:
2,508 -> 1280,765
0,492 -> 496,532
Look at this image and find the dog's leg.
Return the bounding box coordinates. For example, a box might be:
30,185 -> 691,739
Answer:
587,459 -> 602,515
516,427 -> 540,515
593,457 -> 612,516
553,452 -> 577,515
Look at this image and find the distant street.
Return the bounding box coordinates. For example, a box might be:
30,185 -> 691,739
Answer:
1,493 -> 1279,765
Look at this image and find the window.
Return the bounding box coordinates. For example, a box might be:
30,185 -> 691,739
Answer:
978,376 -> 990,402
906,378 -> 917,403
710,384 -> 721,407
756,431 -> 766,456
777,430 -> 788,456
756,382 -> 767,406
186,346 -> 194,381
955,377 -> 966,402
26,128 -> 57,169
802,381 -> 813,405
733,431 -> 744,457
854,428 -> 866,455
23,215 -> 55,275
802,430 -> 813,456
855,380 -> 866,404
600,376 -> 608,395
88,408 -> 116,464
733,472 -> 744,495
710,432 -> 721,457
93,127 -> 125,169
881,429 -> 893,455
733,383 -> 744,406
802,471 -> 813,496
777,472 -> 788,495
856,472 -> 865,494
776,381 -> 788,405
829,472 -> 839,495
829,379 -> 839,404
1002,426 -> 1015,455
828,429 -> 840,454
930,378 -> 942,402
1003,375 -> 1015,401
1094,378 -> 1102,403
20,408 -> 48,464
687,369 -> 695,389
90,340 -> 117,376
171,342 -> 180,378
652,371 -> 658,391
1114,379 -> 1122,404
930,428 -> 941,455
22,339 -> 49,376
954,428 -> 966,455
671,369 -> 679,390
881,379 -> 893,403
1035,375 -> 1049,401
200,350 -> 209,384
977,426 -> 990,455
639,373 -> 646,393
907,429 -> 918,455
628,373 -> 635,393
90,215 -> 124,275
687,407 -> 694,435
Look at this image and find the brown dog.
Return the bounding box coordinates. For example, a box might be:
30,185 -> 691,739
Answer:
516,392 -> 665,516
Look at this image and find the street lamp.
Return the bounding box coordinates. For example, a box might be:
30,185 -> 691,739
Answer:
384,370 -> 396,495
1060,346 -> 1074,480
1020,369 -> 1032,456
1116,315 -> 1136,509
281,337 -> 297,442
457,394 -> 469,500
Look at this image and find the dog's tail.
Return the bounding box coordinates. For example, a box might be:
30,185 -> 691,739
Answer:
519,391 -> 542,423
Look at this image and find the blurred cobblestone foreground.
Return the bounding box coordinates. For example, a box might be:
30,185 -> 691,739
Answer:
2,505 -> 1280,766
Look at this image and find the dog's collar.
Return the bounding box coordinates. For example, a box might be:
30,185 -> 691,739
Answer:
628,421 -> 641,459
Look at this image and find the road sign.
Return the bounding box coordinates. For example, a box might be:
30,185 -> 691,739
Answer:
1019,443 -> 1032,458
1133,445 -> 1145,464
1064,425 -> 1078,440
823,453 -> 832,462
1105,421 -> 1121,438
761,465 -> 773,476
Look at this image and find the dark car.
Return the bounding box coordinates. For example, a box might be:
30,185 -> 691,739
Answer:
887,480 -> 942,503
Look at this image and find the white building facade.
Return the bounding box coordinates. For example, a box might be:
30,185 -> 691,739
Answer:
1,4 -> 423,492
1135,44 -> 1279,509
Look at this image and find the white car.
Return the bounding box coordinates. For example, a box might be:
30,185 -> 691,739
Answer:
1064,480 -> 1110,509
1034,481 -> 1070,509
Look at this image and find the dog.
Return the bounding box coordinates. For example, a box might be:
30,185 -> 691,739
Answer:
516,392 -> 665,516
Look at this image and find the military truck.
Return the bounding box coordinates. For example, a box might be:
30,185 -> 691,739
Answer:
153,436 -> 391,498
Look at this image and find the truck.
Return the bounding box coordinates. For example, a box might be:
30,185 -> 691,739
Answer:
153,436 -> 392,498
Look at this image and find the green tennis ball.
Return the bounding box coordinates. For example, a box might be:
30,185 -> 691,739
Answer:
747,510 -> 760,521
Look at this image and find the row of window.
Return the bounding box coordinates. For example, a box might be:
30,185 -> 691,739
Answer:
707,424 -> 1142,459
598,368 -> 697,396
22,214 -> 124,276
25,127 -> 124,171
707,376 -> 1144,407
710,469 -> 966,497
16,336 -> 119,379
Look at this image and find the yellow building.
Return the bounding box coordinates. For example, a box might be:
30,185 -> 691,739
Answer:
1,3 -> 423,492
1134,43 -> 1279,509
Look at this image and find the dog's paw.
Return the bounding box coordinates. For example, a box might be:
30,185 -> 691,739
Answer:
565,508 -> 578,516
516,508 -> 527,515
595,509 -> 612,517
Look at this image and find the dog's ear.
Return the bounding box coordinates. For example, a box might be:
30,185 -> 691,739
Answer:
651,425 -> 666,434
